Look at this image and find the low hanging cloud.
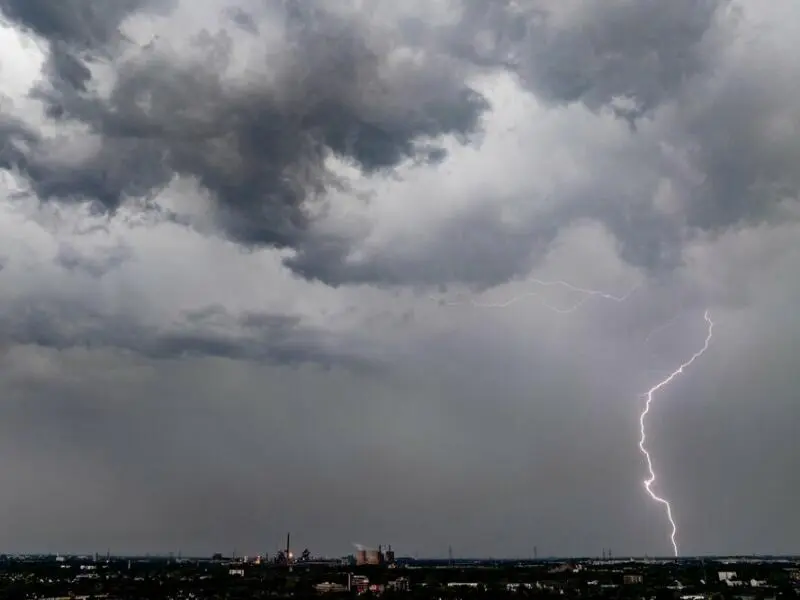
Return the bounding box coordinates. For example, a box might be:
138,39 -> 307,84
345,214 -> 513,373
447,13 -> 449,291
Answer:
0,192 -> 389,368
0,298 -> 372,368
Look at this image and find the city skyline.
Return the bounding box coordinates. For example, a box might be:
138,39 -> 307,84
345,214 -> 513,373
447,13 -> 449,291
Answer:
1,0 -> 799,558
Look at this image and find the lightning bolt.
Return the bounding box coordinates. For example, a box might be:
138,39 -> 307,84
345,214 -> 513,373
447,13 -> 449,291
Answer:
638,310 -> 713,557
431,279 -> 640,314
433,280 -> 715,557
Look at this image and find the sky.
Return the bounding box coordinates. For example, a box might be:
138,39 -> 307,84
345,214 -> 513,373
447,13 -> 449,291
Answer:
0,0 -> 798,559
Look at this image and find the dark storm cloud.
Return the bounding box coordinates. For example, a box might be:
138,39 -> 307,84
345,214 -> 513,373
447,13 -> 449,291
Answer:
0,0 -> 167,91
1,0 -> 488,255
0,0 -> 149,45
305,0 -> 799,287
381,0 -> 735,284
0,114 -> 38,171
2,0 -> 798,291
43,42 -> 93,91
453,0 -> 726,115
463,0 -> 796,248
0,299 -> 368,368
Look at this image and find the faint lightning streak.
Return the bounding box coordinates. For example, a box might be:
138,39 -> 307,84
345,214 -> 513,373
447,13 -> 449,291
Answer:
527,278 -> 639,302
431,280 -> 640,314
638,310 -> 713,557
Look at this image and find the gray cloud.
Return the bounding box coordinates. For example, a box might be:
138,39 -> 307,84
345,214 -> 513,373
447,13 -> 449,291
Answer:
2,0 -> 488,260
290,0 -> 800,288
3,0 -> 798,290
1,0 -> 800,559
0,0 -> 165,92
0,297 -> 371,369
454,0 -> 726,114
0,0 -> 151,45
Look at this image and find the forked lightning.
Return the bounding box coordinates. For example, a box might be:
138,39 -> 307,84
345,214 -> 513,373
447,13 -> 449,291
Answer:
638,310 -> 713,557
434,280 -> 715,556
431,279 -> 640,313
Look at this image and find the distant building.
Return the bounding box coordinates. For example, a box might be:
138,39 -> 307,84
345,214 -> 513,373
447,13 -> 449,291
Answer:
355,546 -> 386,566
350,575 -> 370,593
719,571 -> 745,587
315,581 -> 348,593
388,577 -> 410,592
624,574 -> 644,585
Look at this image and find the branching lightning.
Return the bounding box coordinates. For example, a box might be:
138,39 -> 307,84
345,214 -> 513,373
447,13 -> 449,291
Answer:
431,279 -> 640,314
638,310 -> 713,557
434,278 -> 716,556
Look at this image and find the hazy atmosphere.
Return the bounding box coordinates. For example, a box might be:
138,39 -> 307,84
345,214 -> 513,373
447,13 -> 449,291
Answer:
1,0 -> 799,558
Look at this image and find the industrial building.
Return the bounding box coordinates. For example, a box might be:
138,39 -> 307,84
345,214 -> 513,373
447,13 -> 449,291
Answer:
354,544 -> 395,566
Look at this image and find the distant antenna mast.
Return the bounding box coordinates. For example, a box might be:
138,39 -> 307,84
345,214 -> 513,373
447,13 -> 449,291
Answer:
534,546 -> 538,560
448,545 -> 453,566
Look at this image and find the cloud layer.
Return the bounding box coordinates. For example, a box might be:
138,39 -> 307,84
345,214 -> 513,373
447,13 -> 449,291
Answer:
1,0 -> 799,557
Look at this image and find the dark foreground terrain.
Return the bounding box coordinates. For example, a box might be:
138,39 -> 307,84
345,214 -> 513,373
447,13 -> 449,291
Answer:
1,554 -> 799,600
